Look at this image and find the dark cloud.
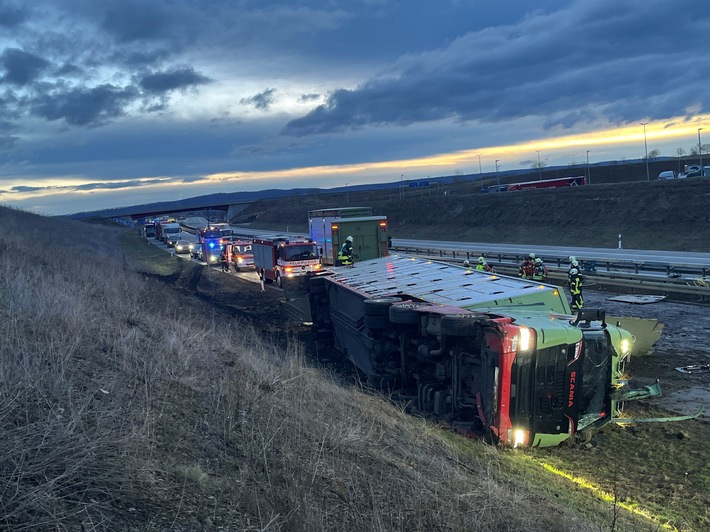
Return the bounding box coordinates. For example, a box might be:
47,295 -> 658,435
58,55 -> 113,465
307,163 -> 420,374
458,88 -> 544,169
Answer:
12,185 -> 42,192
284,0 -> 710,136
0,2 -> 27,27
180,175 -> 207,183
0,135 -> 19,151
101,2 -> 172,43
31,84 -> 139,126
240,88 -> 277,111
139,67 -> 211,94
1,48 -> 50,85
298,93 -> 321,102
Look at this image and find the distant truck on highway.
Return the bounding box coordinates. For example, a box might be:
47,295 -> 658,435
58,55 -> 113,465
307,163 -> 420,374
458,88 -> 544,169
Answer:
308,207 -> 389,266
159,222 -> 182,247
252,238 -> 321,287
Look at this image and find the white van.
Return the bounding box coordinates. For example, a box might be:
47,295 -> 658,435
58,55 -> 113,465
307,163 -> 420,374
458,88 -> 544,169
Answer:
658,171 -> 676,180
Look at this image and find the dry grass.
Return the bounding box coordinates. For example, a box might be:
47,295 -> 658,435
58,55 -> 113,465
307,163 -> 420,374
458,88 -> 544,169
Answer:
0,206 -> 664,531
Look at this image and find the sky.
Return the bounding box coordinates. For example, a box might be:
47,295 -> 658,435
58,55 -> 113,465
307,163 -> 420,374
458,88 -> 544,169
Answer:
1,0 -> 709,215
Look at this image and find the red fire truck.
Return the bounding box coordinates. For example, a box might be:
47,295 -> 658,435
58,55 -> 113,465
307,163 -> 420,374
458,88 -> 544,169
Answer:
252,238 -> 321,287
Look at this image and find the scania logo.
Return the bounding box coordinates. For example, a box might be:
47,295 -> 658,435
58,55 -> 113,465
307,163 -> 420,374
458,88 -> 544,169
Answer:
568,370 -> 576,407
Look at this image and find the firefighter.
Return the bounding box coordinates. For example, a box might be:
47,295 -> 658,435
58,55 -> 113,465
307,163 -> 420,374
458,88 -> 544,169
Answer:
569,267 -> 584,311
475,256 -> 495,273
519,256 -> 532,279
532,257 -> 548,282
463,259 -> 471,268
337,235 -> 354,266
219,249 -> 229,272
568,255 -> 578,273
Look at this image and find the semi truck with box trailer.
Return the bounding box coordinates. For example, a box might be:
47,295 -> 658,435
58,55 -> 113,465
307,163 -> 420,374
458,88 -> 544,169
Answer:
252,238 -> 321,287
306,255 -> 699,448
161,222 -> 183,247
308,207 -> 389,266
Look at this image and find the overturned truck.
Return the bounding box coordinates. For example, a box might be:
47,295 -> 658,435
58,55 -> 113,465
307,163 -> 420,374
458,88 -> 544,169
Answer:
307,255 -> 700,448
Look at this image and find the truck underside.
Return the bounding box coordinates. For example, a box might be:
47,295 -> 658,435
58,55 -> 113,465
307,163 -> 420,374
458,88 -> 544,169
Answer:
309,276 -> 509,439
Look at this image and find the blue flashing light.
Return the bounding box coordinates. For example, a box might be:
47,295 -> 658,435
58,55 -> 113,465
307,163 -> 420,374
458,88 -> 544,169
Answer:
209,242 -> 215,248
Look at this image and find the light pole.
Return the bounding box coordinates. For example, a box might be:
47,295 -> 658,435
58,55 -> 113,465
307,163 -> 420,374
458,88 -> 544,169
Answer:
346,183 -> 349,205
495,160 -> 500,186
536,150 -> 542,180
477,154 -> 482,174
586,150 -> 591,184
641,122 -> 649,181
698,128 -> 704,173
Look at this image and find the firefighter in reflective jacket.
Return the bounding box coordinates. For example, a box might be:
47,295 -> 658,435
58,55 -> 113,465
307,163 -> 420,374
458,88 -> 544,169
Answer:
337,236 -> 354,266
475,256 -> 495,273
519,257 -> 531,279
532,257 -> 548,282
568,267 -> 584,311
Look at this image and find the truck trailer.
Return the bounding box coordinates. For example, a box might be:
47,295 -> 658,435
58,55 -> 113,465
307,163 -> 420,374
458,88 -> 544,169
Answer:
308,207 -> 389,265
253,238 -> 321,287
306,255 -> 692,448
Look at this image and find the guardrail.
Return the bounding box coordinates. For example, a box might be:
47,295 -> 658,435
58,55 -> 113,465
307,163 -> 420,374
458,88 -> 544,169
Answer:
406,250 -> 710,301
391,246 -> 710,280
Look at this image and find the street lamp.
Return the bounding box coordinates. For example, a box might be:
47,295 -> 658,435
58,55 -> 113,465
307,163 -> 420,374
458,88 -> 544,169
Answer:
495,160 -> 500,185
536,150 -> 542,180
477,154 -> 482,174
586,150 -> 591,184
641,122 -> 649,181
698,128 -> 704,173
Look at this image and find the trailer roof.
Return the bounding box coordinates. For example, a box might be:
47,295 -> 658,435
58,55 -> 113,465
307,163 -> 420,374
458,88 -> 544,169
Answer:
327,255 -> 570,313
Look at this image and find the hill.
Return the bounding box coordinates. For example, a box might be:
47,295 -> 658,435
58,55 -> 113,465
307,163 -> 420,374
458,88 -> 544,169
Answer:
239,170 -> 710,252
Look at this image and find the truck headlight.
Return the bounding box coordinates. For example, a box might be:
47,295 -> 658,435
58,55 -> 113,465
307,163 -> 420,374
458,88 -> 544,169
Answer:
507,428 -> 530,448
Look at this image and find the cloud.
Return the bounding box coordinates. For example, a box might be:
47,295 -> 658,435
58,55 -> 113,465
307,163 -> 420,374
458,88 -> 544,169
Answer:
31,84 -> 140,126
138,67 -> 211,94
0,135 -> 19,151
1,48 -> 50,85
0,2 -> 27,27
240,88 -> 277,111
298,93 -> 321,102
283,0 -> 710,136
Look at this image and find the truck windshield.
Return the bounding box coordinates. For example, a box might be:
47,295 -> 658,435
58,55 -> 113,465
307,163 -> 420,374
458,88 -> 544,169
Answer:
165,227 -> 180,234
576,330 -> 613,430
283,245 -> 318,260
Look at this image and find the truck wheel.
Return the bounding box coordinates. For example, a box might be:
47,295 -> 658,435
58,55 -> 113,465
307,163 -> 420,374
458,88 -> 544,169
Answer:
440,313 -> 484,337
363,297 -> 400,317
389,302 -> 430,325
309,276 -> 326,294
363,297 -> 399,330
276,273 -> 283,288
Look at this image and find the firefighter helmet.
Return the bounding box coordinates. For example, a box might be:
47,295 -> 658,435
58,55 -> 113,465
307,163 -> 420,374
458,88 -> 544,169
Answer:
570,268 -> 579,275
568,255 -> 576,263
571,260 -> 579,267
529,252 -> 536,259
535,258 -> 542,263
346,236 -> 354,242
463,259 -> 470,267
478,256 -> 485,263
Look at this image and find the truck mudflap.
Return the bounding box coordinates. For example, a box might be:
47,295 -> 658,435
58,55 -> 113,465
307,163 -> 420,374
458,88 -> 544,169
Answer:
613,405 -> 704,424
611,379 -> 662,402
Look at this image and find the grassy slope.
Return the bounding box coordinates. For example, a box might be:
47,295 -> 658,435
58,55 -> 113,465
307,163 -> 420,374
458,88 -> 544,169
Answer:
0,205 -> 704,531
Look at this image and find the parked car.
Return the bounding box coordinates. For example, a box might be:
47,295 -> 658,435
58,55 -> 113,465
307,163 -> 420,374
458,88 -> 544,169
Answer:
658,170 -> 676,180
174,240 -> 192,254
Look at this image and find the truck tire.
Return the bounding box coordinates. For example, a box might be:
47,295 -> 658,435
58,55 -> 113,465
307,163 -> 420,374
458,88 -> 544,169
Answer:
389,302 -> 430,325
440,313 -> 484,337
363,297 -> 400,317
363,297 -> 400,330
309,276 -> 326,295
277,273 -> 283,288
